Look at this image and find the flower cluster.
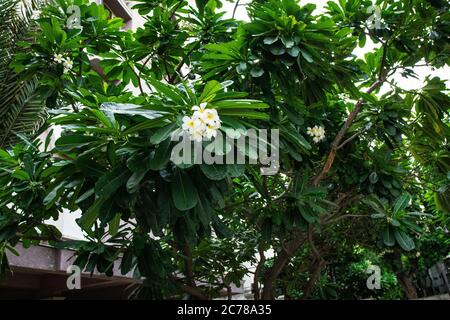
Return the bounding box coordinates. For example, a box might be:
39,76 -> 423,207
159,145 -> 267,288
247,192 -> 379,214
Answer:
53,53 -> 73,74
182,103 -> 222,142
307,125 -> 326,143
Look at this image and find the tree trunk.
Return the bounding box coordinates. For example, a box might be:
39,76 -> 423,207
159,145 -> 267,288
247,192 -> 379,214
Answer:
397,273 -> 418,299
301,259 -> 325,300
253,242 -> 265,300
261,232 -> 307,299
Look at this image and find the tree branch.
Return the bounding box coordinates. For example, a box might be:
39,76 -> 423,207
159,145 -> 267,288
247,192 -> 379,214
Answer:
261,231 -> 307,299
300,226 -> 326,300
312,78 -> 384,186
232,0 -> 241,19
137,54 -> 154,96
170,275 -> 207,300
313,42 -> 389,186
253,240 -> 266,300
181,243 -> 197,289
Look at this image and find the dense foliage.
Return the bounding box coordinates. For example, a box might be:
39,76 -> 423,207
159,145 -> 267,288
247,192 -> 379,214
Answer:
0,0 -> 449,299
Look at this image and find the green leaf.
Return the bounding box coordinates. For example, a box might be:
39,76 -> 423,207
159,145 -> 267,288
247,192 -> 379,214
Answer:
43,181 -> 66,206
149,138 -> 172,171
150,123 -> 177,145
358,32 -> 366,48
56,135 -> 99,147
79,198 -> 106,231
300,50 -> 314,63
101,103 -> 167,120
12,169 -> 30,181
108,213 -> 121,236
200,164 -> 228,181
369,172 -> 378,184
212,99 -> 269,109
227,164 -> 245,178
382,226 -> 395,247
199,81 -> 222,103
171,170 -> 198,211
263,35 -> 279,45
299,206 -> 317,223
123,117 -> 170,135
287,46 -> 300,57
147,77 -> 186,105
250,67 -> 265,78
219,109 -> 270,120
269,45 -> 286,56
393,193 -> 411,214
281,126 -> 311,151
394,229 -> 415,251
390,218 -> 401,227
76,157 -> 105,178
95,167 -> 130,196
281,36 -> 295,48
75,188 -> 95,204
236,62 -> 247,74
126,168 -> 149,193
120,249 -> 134,275
195,194 -> 212,229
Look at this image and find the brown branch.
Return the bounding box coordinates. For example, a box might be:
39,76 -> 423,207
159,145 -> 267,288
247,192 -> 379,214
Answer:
313,41 -> 391,186
337,130 -> 363,150
253,241 -> 266,300
261,231 -> 307,300
181,243 -> 196,289
307,226 -> 321,260
301,258 -> 326,300
312,78 -> 384,186
169,0 -> 184,21
379,43 -> 388,79
137,54 -> 153,96
170,275 -> 207,300
168,42 -> 201,84
232,0 -> 241,19
300,226 -> 326,300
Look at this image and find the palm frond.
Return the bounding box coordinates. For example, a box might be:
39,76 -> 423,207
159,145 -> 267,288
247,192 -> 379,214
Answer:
0,0 -> 46,149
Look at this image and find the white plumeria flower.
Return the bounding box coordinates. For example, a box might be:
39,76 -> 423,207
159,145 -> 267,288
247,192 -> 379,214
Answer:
181,105 -> 222,141
53,53 -> 64,64
192,103 -> 211,122
203,108 -> 220,125
62,58 -> 73,73
63,58 -> 73,69
182,116 -> 204,133
205,124 -> 219,139
317,126 -> 325,137
307,125 -> 325,143
192,102 -> 208,113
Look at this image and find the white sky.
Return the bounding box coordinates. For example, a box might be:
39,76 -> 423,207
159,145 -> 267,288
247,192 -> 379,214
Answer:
221,0 -> 450,93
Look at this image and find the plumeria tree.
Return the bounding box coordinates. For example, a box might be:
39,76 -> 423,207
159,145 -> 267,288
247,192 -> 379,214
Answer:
0,0 -> 449,299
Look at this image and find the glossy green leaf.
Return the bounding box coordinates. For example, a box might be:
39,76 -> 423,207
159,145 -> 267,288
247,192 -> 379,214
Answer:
171,170 -> 198,211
